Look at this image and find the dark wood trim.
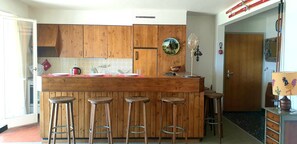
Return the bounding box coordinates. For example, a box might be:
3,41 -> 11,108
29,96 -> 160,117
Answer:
42,76 -> 204,93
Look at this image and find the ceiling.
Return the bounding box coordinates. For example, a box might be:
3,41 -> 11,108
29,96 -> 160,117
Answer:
21,0 -> 238,14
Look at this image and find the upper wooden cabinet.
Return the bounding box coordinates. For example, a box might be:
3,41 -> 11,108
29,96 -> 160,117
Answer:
107,26 -> 132,58
58,25 -> 84,57
158,25 -> 186,76
83,25 -> 108,58
133,25 -> 158,48
37,24 -> 58,47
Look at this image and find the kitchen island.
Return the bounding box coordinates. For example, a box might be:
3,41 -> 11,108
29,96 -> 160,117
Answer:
40,75 -> 204,139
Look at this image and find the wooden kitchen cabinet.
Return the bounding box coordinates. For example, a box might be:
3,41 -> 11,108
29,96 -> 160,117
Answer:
133,25 -> 158,48
133,49 -> 157,77
158,25 -> 186,76
58,25 -> 84,57
265,108 -> 297,144
37,24 -> 58,47
107,26 -> 132,58
83,25 -> 108,58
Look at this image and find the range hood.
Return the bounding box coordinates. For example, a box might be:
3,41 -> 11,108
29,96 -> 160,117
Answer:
37,24 -> 60,57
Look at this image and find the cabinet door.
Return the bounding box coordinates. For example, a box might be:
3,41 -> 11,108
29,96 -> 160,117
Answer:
108,26 -> 132,58
84,25 -> 108,58
37,24 -> 58,47
133,25 -> 158,48
58,25 -> 83,57
158,25 -> 186,76
133,49 -> 157,77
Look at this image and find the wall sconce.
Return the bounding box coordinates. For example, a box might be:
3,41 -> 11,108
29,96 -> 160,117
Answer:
194,45 -> 203,61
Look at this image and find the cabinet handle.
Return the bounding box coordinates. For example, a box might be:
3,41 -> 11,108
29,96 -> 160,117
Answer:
135,51 -> 139,60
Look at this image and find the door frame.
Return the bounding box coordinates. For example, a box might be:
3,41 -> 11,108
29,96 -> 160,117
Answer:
0,15 -> 38,128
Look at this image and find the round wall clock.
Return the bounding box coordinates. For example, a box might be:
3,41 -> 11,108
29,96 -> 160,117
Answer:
162,38 -> 180,55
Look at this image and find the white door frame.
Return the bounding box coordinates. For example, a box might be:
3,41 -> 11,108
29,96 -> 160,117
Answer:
0,14 -> 38,128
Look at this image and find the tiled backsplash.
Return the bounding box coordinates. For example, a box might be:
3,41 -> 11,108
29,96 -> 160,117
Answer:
38,57 -> 133,75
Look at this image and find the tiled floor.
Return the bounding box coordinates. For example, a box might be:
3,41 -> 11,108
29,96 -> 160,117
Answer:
0,117 -> 261,144
0,123 -> 42,143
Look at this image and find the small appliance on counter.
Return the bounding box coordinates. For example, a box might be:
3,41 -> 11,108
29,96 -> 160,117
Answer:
72,67 -> 81,75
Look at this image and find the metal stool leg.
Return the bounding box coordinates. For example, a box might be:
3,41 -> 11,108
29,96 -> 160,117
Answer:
126,102 -> 132,144
89,103 -> 96,144
143,102 -> 148,144
48,103 -> 56,144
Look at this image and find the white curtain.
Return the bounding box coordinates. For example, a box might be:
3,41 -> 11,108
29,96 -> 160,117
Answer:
3,18 -> 26,118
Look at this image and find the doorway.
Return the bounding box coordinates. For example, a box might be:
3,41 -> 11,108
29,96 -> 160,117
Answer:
0,15 -> 38,128
224,33 -> 263,111
222,7 -> 278,143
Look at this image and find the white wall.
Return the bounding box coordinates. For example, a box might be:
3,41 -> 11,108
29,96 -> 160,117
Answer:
186,12 -> 215,88
29,8 -> 186,25
225,8 -> 278,108
0,0 -> 29,17
282,0 -> 297,109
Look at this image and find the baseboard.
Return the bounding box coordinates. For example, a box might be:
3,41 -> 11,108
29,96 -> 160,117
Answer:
0,124 -> 8,133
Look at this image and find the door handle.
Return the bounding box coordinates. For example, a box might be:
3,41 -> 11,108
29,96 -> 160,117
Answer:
135,51 -> 139,60
226,70 -> 234,79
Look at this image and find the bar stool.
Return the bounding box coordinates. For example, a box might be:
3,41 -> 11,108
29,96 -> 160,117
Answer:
204,92 -> 223,144
125,96 -> 150,144
88,97 -> 113,144
204,89 -> 216,135
159,97 -> 187,144
48,96 -> 76,144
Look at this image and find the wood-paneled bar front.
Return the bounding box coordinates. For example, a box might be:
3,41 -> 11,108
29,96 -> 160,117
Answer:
40,76 -> 205,139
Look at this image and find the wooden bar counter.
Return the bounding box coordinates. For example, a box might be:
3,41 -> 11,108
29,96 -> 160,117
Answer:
40,75 -> 205,139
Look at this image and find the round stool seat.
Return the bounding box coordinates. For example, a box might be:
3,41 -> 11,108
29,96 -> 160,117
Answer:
161,97 -> 185,104
88,97 -> 113,104
204,87 -> 210,90
205,89 -> 216,94
125,96 -> 150,103
205,93 -> 223,99
49,96 -> 75,103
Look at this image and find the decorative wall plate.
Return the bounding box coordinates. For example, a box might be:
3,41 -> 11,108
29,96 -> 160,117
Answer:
162,38 -> 180,55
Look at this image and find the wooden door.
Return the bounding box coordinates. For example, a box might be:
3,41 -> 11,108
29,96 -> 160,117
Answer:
107,26 -> 132,58
37,24 -> 58,47
133,49 -> 157,77
83,25 -> 108,58
133,25 -> 158,48
158,25 -> 186,76
224,33 -> 263,111
58,25 -> 83,57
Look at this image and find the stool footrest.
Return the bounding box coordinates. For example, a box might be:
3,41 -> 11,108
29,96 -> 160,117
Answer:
89,125 -> 111,134
51,125 -> 74,134
205,117 -> 223,125
161,125 -> 185,135
129,125 -> 145,134
51,126 -> 74,134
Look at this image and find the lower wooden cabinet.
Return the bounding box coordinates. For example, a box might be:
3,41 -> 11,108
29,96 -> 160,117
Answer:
265,108 -> 297,144
133,49 -> 157,77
